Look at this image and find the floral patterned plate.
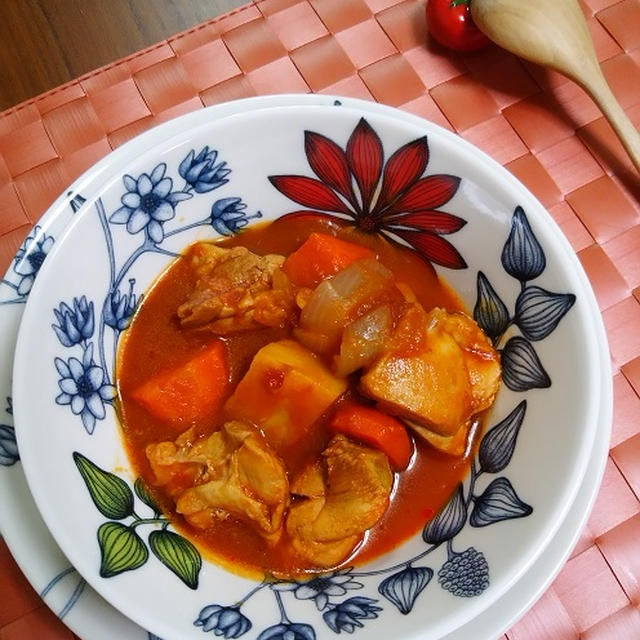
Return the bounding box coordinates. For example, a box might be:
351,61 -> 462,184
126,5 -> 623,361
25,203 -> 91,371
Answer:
10,97 -> 609,640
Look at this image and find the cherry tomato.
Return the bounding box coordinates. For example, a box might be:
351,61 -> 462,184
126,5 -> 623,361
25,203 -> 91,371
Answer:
426,0 -> 491,52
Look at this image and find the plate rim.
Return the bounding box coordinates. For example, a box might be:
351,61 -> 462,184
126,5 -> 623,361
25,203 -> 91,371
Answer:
3,94 -> 613,640
12,98 -> 608,640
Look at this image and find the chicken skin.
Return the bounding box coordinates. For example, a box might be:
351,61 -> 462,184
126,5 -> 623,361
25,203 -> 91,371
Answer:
286,435 -> 393,567
178,243 -> 294,333
147,420 -> 289,543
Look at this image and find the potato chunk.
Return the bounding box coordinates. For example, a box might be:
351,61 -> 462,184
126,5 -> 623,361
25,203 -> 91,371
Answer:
360,306 -> 500,438
286,435 -> 393,568
224,340 -> 347,455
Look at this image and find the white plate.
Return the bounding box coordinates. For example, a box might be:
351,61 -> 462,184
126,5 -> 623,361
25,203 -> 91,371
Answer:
1,95 -> 611,640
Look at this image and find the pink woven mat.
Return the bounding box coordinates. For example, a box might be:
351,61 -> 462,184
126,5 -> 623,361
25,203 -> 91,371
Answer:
0,1 -> 639,639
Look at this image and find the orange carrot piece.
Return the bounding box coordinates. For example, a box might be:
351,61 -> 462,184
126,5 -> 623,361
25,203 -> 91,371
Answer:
283,233 -> 375,288
329,402 -> 413,470
131,340 -> 228,427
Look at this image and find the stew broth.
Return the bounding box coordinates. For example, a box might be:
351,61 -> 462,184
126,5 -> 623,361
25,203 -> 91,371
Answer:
116,216 -> 483,578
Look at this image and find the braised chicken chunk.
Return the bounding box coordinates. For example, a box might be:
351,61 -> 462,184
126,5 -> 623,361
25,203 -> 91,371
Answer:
286,435 -> 393,567
177,243 -> 294,333
285,461 -> 360,569
360,305 -> 501,438
146,421 -> 289,544
433,307 -> 502,414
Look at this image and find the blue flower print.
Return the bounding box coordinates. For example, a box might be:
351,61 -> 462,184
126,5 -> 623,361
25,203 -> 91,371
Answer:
378,566 -> 433,614
257,623 -> 315,640
0,424 -> 19,466
54,344 -> 116,434
194,604 -> 252,638
104,280 -> 139,331
110,163 -> 192,243
323,597 -> 382,633
68,191 -> 87,213
437,547 -> 489,597
13,225 -> 54,295
52,296 -> 95,347
179,146 -> 231,193
210,198 -> 262,237
274,571 -> 362,611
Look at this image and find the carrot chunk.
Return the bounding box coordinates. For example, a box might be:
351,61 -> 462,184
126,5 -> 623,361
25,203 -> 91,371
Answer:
131,340 -> 228,427
329,402 -> 413,470
283,233 -> 375,288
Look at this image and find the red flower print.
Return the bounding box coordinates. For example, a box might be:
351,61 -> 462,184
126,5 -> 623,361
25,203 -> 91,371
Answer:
269,118 -> 466,269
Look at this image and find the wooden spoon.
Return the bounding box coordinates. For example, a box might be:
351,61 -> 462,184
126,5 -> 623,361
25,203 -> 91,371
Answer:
470,0 -> 640,174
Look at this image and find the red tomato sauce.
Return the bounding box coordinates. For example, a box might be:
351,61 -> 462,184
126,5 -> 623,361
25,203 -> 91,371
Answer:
116,215 -> 482,578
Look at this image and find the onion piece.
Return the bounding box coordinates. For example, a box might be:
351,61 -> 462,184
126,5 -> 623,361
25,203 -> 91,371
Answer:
299,258 -> 397,353
334,304 -> 393,376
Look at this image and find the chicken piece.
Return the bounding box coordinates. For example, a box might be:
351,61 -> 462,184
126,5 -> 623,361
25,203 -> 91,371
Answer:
286,435 -> 393,568
287,496 -> 361,569
146,421 -> 289,543
290,460 -> 326,497
360,305 -> 471,436
177,243 -> 295,333
286,460 -> 361,568
314,435 -> 394,539
431,308 -> 502,414
360,305 -> 501,439
146,426 -> 226,497
405,420 -> 471,457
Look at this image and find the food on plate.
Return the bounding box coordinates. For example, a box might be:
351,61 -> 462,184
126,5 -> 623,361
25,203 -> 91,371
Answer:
329,402 -> 413,470
130,340 -> 228,427
147,420 -> 289,544
283,232 -> 376,288
116,216 -> 501,577
224,339 -> 347,456
287,435 -> 393,567
177,243 -> 294,333
360,305 -> 501,438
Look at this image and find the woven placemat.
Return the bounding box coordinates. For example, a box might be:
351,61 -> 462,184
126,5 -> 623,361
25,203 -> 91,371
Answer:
0,0 -> 639,638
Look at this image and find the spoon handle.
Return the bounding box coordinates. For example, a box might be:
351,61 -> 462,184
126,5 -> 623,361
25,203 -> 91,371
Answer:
580,69 -> 640,174
470,0 -> 640,175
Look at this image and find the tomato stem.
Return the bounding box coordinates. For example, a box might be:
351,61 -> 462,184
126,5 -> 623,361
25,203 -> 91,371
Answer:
450,0 -> 470,7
